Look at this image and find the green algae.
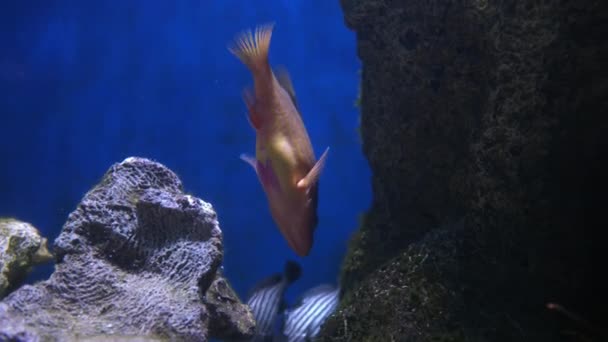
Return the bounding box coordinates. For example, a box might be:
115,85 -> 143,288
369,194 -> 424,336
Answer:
319,229 -> 464,341
1,217 -> 54,299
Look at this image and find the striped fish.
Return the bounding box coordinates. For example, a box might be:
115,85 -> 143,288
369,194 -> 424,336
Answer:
246,260 -> 302,341
281,284 -> 340,341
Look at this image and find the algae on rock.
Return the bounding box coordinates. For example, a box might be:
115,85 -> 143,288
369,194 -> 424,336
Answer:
321,0 -> 608,340
0,218 -> 53,299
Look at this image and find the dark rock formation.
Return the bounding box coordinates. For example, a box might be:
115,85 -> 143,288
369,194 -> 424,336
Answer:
321,0 -> 607,341
206,271 -> 257,341
0,157 -> 255,342
0,218 -> 53,299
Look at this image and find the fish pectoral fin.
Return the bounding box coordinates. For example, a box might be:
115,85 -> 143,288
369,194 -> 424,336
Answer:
297,147 -> 330,190
258,158 -> 282,194
274,65 -> 298,109
243,87 -> 263,130
240,153 -> 259,174
240,154 -> 282,194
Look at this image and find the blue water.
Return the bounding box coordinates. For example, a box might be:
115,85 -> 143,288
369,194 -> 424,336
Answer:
0,0 -> 370,305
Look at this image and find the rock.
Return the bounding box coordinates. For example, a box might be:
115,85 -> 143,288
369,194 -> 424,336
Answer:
321,0 -> 608,341
0,157 -> 255,342
0,218 -> 53,299
205,272 -> 256,340
72,336 -> 165,342
319,226 -> 467,341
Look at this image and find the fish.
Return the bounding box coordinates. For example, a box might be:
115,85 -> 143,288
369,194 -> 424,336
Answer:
246,260 -> 302,341
228,23 -> 330,257
280,284 -> 340,341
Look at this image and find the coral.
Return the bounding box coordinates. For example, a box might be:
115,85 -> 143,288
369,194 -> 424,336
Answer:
322,0 -> 608,340
0,157 -> 255,342
0,218 -> 53,299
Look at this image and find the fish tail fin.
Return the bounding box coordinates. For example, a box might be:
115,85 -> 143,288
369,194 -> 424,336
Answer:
228,23 -> 274,76
283,260 -> 302,284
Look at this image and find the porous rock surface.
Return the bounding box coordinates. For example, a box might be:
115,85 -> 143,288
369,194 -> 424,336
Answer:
320,0 -> 607,341
0,218 -> 53,299
0,157 -> 255,342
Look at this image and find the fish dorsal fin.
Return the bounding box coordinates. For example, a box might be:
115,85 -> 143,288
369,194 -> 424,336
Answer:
246,273 -> 283,301
274,65 -> 298,109
283,260 -> 302,284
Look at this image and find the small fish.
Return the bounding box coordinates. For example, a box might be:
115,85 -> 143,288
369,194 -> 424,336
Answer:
228,23 -> 330,257
281,284 -> 340,341
247,260 -> 302,341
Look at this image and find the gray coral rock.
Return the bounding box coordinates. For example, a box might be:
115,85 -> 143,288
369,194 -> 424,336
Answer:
0,218 -> 53,299
0,157 -> 255,342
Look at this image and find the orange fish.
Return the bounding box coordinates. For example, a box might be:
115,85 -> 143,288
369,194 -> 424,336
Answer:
229,23 -> 329,257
